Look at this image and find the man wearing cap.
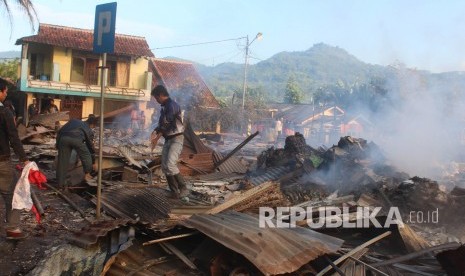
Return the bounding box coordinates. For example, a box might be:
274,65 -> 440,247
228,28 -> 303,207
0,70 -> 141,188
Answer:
0,78 -> 30,239
56,114 -> 97,189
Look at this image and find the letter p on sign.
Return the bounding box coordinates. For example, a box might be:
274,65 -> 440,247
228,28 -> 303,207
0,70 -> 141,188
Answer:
93,2 -> 117,54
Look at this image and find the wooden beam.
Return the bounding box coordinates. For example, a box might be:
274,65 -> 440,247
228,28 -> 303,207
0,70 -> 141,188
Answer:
316,231 -> 391,276
143,232 -> 199,246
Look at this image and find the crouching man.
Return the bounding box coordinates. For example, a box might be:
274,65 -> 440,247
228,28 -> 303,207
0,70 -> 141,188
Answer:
56,115 -> 98,190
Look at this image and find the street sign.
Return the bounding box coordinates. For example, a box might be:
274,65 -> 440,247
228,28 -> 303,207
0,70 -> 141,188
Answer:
93,2 -> 117,54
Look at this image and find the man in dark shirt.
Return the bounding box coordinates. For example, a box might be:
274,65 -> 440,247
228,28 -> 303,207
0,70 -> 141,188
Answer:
150,85 -> 189,199
56,114 -> 97,189
0,78 -> 30,239
47,99 -> 59,113
28,98 -> 39,119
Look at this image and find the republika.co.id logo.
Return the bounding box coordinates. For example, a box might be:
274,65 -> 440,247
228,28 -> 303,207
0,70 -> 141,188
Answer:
259,206 -> 406,229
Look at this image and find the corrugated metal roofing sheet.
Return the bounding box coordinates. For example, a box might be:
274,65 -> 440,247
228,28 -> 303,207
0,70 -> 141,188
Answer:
68,219 -> 139,249
193,171 -> 244,182
213,151 -> 248,174
249,166 -> 293,186
181,211 -> 344,275
102,239 -> 197,275
100,187 -> 171,223
179,123 -> 248,175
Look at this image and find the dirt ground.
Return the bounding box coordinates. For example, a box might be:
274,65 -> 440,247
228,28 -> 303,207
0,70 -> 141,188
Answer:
0,185 -> 94,276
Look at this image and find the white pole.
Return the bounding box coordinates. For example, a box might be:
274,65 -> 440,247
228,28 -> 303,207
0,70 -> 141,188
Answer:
242,35 -> 249,110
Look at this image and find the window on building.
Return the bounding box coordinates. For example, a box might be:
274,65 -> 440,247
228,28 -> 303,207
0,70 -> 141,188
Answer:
71,51 -> 99,85
70,57 -> 85,82
107,58 -> 130,87
30,53 -> 45,79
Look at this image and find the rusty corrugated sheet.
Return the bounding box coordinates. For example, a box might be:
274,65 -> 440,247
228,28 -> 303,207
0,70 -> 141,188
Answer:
181,211 -> 344,275
179,123 -> 248,175
193,171 -> 244,182
179,152 -> 215,175
206,182 -> 287,214
103,239 -> 196,275
100,187 -> 170,223
182,123 -> 214,155
68,219 -> 139,249
212,151 -> 248,174
249,166 -> 293,186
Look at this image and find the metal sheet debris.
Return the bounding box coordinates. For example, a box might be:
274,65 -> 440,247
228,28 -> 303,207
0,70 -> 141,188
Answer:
181,211 -> 344,275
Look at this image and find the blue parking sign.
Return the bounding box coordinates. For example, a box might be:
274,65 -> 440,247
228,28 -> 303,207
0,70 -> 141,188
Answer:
93,2 -> 117,54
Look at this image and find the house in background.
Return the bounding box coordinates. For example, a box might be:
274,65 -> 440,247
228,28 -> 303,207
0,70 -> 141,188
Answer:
341,114 -> 375,139
149,58 -> 220,131
149,58 -> 219,109
15,23 -> 154,120
269,104 -> 346,145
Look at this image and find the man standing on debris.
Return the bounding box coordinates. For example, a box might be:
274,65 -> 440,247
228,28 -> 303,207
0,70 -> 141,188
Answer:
0,78 -> 30,239
56,114 -> 98,189
139,110 -> 146,130
276,118 -> 283,137
28,98 -> 39,121
130,105 -> 140,132
150,85 -> 189,199
47,99 -> 59,113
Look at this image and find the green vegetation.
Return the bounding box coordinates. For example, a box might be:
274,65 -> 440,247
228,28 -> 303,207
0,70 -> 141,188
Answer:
283,75 -> 303,104
195,43 -> 465,116
0,58 -> 20,81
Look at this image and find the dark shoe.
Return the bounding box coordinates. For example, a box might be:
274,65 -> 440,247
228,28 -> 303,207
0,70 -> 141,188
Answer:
173,174 -> 189,197
6,229 -> 28,240
166,175 -> 180,198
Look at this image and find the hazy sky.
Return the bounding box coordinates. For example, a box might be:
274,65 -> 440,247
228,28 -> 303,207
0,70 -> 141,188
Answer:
2,0 -> 465,72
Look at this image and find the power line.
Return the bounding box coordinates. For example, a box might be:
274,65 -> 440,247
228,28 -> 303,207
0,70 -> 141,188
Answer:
194,49 -> 243,65
152,36 -> 246,50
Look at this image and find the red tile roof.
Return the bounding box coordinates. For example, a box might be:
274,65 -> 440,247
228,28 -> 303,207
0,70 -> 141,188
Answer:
149,58 -> 220,108
16,23 -> 154,57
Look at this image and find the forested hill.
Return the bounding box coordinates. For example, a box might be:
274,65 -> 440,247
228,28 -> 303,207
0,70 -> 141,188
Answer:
194,43 -> 388,102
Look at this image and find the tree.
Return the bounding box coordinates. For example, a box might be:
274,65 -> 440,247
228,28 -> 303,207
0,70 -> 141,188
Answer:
246,86 -> 268,109
283,76 -> 303,104
1,0 -> 38,31
0,59 -> 20,80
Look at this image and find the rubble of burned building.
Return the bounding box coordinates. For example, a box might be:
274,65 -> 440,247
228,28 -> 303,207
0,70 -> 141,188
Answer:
1,114 -> 465,276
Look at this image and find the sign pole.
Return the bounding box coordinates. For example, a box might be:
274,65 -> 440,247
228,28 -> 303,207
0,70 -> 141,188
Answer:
93,2 -> 116,219
96,52 -> 106,219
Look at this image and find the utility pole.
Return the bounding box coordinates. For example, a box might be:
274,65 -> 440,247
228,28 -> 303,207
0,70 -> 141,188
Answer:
242,35 -> 249,110
242,32 -> 262,110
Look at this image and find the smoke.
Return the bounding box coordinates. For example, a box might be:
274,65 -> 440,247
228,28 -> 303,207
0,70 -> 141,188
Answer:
367,66 -> 465,179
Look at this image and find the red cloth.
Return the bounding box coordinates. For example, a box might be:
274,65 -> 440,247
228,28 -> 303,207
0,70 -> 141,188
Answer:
28,169 -> 47,190
29,169 -> 46,223
31,205 -> 41,224
14,166 -> 46,223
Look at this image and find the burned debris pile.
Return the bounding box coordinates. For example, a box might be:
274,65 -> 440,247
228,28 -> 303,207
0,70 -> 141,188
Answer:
2,121 -> 464,275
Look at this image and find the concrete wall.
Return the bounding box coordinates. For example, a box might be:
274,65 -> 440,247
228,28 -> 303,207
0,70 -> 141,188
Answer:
129,57 -> 149,90
52,47 -> 72,82
82,97 -> 95,118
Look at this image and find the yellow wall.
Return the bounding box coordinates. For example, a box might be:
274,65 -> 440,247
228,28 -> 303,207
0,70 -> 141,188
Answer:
129,57 -> 149,89
82,97 -> 95,118
52,47 -> 72,82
